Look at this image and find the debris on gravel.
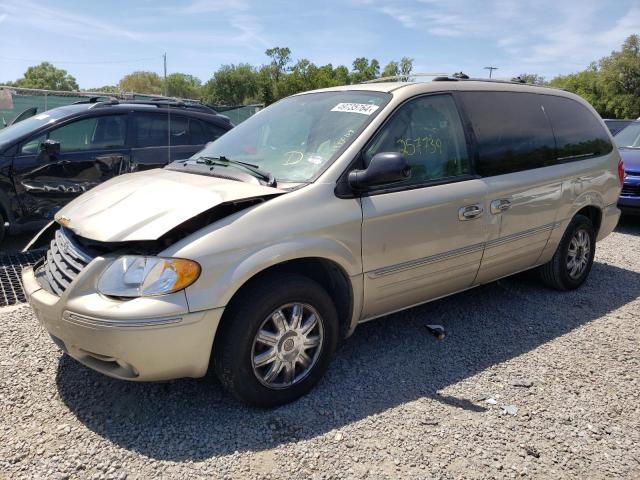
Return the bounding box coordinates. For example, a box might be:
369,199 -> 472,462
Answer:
1,219 -> 639,479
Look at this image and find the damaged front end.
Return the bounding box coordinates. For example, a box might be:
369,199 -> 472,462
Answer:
30,196 -> 275,298
26,168 -> 285,297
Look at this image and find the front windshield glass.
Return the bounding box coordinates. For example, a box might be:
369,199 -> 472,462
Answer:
0,109 -> 71,144
191,91 -> 391,183
615,122 -> 640,148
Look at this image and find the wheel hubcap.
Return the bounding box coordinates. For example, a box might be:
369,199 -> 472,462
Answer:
566,229 -> 591,280
251,303 -> 324,389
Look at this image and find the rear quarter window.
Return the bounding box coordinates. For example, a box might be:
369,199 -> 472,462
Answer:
541,95 -> 613,161
458,91 -> 556,176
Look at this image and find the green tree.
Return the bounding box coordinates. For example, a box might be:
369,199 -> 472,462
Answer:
550,66 -> 607,114
518,73 -> 547,85
202,64 -> 259,105
118,71 -> 163,95
549,35 -> 640,118
598,34 -> 640,118
12,62 -> 79,91
350,57 -> 380,83
381,61 -> 399,78
165,73 -> 202,99
85,85 -> 120,94
333,65 -> 350,85
399,57 -> 413,79
265,47 -> 292,83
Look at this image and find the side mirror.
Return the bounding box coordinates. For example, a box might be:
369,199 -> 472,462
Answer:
348,152 -> 411,190
40,139 -> 60,157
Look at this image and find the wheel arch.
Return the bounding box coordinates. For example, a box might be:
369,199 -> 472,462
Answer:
213,257 -> 356,350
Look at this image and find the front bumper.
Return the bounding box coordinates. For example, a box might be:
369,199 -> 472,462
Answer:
618,174 -> 640,210
22,261 -> 224,381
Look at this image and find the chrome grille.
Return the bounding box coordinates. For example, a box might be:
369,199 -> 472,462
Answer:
35,228 -> 94,296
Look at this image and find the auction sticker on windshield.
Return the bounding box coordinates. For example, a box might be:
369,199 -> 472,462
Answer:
331,103 -> 380,115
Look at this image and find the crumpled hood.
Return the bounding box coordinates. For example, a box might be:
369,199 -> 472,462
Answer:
620,147 -> 640,174
55,169 -> 284,242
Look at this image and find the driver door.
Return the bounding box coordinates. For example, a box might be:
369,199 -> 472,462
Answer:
12,113 -> 130,222
360,94 -> 490,319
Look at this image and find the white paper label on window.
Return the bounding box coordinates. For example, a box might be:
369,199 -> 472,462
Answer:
331,103 -> 379,115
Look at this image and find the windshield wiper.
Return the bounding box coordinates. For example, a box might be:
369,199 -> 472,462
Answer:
196,156 -> 276,186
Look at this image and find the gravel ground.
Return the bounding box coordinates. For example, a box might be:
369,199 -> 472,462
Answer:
1,218 -> 639,479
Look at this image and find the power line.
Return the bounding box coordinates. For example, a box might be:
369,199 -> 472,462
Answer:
0,55 -> 162,65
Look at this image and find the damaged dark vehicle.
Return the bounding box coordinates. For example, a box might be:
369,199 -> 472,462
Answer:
0,98 -> 232,243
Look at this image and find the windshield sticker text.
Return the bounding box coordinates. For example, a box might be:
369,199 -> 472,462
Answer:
331,103 -> 380,115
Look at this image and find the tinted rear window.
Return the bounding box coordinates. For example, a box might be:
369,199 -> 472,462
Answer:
190,119 -> 226,145
458,91 -> 556,176
541,96 -> 613,160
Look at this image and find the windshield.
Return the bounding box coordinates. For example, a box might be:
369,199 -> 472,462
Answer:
615,122 -> 640,148
191,91 -> 391,183
0,109 -> 70,144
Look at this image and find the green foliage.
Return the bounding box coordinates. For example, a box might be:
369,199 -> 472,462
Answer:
12,62 -> 79,91
549,34 -> 640,118
199,50 -> 412,106
165,73 -> 202,99
518,73 -> 547,85
118,71 -> 163,95
382,61 -> 399,78
85,85 -> 120,94
350,57 -> 380,83
201,64 -> 259,105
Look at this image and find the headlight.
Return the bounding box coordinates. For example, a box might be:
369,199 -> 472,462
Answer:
97,256 -> 201,298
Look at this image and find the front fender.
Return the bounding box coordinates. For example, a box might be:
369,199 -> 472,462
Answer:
181,236 -> 361,313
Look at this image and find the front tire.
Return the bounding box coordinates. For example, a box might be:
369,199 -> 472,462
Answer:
213,274 -> 339,407
538,214 -> 596,290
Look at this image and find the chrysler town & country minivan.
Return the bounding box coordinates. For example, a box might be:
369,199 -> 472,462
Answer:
23,78 -> 623,406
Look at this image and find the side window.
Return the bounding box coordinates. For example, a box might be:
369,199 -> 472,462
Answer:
364,94 -> 470,187
190,119 -> 208,144
542,96 -> 613,160
20,133 -> 46,154
191,119 -> 226,144
169,115 -> 189,146
133,113 -> 168,148
48,115 -> 126,152
458,92 -> 556,176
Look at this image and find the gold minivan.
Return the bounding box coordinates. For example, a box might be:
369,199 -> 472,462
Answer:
23,78 -> 623,406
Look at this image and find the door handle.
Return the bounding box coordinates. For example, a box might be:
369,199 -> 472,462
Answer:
490,198 -> 512,214
458,204 -> 484,221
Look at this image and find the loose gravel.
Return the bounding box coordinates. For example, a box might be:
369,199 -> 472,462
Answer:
1,218 -> 639,479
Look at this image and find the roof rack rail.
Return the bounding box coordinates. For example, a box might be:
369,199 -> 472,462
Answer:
361,72 -> 449,83
73,96 -> 119,105
125,99 -> 218,114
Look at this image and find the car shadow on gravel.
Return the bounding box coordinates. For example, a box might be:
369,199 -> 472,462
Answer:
616,215 -> 640,236
55,260 -> 640,461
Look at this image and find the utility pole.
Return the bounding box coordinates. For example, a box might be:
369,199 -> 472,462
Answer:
163,53 -> 167,96
484,66 -> 498,79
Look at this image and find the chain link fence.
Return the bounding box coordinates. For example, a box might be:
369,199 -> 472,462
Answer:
0,86 -> 261,127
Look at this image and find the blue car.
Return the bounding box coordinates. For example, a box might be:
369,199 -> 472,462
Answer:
614,120 -> 640,213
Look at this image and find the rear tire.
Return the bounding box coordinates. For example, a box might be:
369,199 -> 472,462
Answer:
538,214 -> 595,291
213,274 -> 339,407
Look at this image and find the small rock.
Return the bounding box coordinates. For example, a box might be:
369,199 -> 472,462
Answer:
502,405 -> 519,415
485,398 -> 498,405
334,432 -> 343,442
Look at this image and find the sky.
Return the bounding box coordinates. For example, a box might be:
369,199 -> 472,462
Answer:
1,0 -> 639,89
